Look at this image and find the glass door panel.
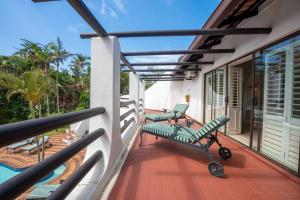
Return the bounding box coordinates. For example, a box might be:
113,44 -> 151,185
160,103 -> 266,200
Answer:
215,67 -> 226,131
205,72 -> 213,123
285,42 -> 300,171
261,36 -> 300,172
262,48 -> 286,162
252,53 -> 264,151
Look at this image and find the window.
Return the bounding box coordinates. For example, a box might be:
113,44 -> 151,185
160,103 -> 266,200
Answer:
265,51 -> 285,116
292,44 -> 300,118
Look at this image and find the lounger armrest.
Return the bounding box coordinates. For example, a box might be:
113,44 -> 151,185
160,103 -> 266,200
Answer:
162,108 -> 171,113
186,119 -> 194,128
173,111 -> 184,117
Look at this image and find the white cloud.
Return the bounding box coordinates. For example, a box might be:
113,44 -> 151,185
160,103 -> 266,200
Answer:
67,24 -> 88,34
100,0 -> 118,18
112,0 -> 127,14
67,26 -> 78,33
85,0 -> 127,18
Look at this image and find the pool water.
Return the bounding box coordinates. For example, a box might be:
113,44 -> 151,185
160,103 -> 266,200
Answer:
0,162 -> 66,184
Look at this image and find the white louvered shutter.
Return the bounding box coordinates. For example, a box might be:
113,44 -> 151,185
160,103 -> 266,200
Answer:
228,67 -> 243,134
262,49 -> 286,162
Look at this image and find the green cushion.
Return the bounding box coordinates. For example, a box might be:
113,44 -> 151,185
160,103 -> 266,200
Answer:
193,115 -> 229,140
26,184 -> 60,199
142,115 -> 229,144
145,113 -> 177,121
142,123 -> 199,143
145,104 -> 189,122
172,104 -> 189,115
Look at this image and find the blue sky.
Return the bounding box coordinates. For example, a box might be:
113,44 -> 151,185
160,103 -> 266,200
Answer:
0,0 -> 220,68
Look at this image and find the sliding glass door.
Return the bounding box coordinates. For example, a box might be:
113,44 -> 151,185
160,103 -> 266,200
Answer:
204,67 -> 226,131
205,72 -> 214,123
261,36 -> 300,172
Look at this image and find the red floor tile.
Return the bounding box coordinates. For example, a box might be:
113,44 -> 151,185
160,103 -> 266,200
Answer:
108,111 -> 300,200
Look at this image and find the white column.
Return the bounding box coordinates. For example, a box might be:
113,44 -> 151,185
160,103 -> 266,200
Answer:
129,72 -> 140,122
139,80 -> 145,115
67,36 -> 122,200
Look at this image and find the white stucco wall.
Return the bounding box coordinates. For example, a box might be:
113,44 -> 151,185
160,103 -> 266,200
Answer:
145,80 -> 184,111
145,0 -> 300,123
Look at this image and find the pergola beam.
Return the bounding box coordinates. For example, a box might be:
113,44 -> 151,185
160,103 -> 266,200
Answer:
67,0 -> 108,37
141,78 -> 184,80
66,0 -> 136,73
122,49 -> 235,56
139,74 -> 185,77
33,0 -> 137,73
121,61 -> 213,66
122,68 -> 201,72
120,54 -> 136,73
32,0 -> 60,2
80,28 -> 272,38
141,79 -> 184,81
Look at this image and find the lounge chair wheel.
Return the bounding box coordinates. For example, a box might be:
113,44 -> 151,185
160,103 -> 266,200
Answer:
208,161 -> 224,177
218,147 -> 231,160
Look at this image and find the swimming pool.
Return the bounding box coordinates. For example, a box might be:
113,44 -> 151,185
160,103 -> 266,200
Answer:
0,162 -> 66,184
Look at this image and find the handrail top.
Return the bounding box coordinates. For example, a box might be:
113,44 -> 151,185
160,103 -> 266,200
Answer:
0,107 -> 105,147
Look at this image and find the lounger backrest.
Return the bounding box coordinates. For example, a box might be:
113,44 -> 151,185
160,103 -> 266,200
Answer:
172,104 -> 189,117
27,137 -> 35,144
38,136 -> 49,144
191,115 -> 230,142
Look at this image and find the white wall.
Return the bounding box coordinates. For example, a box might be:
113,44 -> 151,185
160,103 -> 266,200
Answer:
182,77 -> 204,121
145,80 -> 183,111
145,0 -> 300,123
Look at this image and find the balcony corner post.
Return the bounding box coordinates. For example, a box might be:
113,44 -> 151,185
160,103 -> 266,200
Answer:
66,36 -> 122,200
129,72 -> 140,122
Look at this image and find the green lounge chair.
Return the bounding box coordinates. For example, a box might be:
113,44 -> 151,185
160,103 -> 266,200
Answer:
140,115 -> 231,177
145,104 -> 189,124
22,136 -> 52,153
26,184 -> 59,199
6,137 -> 35,153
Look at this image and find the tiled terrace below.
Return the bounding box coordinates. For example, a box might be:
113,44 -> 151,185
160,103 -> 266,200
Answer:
0,133 -> 85,200
109,110 -> 300,200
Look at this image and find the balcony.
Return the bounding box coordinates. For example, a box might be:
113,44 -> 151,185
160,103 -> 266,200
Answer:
0,0 -> 300,199
110,111 -> 300,200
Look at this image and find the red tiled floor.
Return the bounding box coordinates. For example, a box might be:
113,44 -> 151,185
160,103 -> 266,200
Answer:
109,111 -> 300,200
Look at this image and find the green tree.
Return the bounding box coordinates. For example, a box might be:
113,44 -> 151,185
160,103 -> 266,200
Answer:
16,39 -> 55,116
69,54 -> 90,88
51,37 -> 70,114
120,71 -> 129,95
0,69 -> 54,162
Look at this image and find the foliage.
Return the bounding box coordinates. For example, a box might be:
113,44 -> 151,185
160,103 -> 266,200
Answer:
0,69 -> 55,162
120,71 -> 129,95
145,81 -> 154,90
0,69 -> 54,107
0,38 -> 130,126
0,39 -> 91,124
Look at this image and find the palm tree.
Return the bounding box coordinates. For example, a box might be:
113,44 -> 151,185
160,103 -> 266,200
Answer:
69,54 -> 90,90
16,40 -> 55,116
38,43 -> 55,116
50,38 -> 69,114
0,69 -> 54,162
